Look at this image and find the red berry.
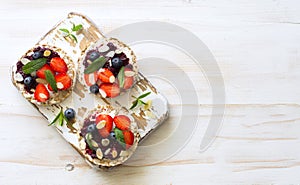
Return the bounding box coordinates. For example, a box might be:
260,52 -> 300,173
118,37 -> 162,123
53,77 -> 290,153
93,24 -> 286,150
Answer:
123,130 -> 134,149
55,73 -> 72,90
50,57 -> 68,73
99,83 -> 120,98
84,71 -> 98,86
34,84 -> 50,102
98,68 -> 115,83
36,64 -> 55,79
114,115 -> 131,131
123,76 -> 134,90
96,114 -> 113,138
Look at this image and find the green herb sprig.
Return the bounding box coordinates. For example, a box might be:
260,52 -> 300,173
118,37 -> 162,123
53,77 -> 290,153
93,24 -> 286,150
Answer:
59,23 -> 83,43
130,92 -> 151,110
84,56 -> 106,74
22,58 -> 47,74
49,108 -> 68,126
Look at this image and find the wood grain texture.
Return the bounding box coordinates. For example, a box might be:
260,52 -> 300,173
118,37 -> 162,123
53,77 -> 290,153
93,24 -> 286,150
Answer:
1,0 -> 300,185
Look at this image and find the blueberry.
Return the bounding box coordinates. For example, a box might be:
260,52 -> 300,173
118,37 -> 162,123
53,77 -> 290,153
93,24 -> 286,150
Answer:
64,108 -> 76,120
90,84 -> 99,94
88,51 -> 100,61
110,132 -> 116,138
111,57 -> 123,69
87,124 -> 96,133
32,51 -> 43,59
24,76 -> 33,87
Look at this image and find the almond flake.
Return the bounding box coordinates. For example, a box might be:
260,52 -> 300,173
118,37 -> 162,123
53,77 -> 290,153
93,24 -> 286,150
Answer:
106,51 -> 115,58
87,60 -> 92,64
98,45 -> 109,52
120,150 -> 129,157
91,140 -> 99,148
101,139 -> 110,147
111,149 -> 118,158
15,73 -> 23,82
39,93 -> 47,99
104,148 -> 111,155
36,78 -> 47,84
96,148 -> 103,159
21,58 -> 31,65
115,49 -> 122,54
99,68 -> 105,73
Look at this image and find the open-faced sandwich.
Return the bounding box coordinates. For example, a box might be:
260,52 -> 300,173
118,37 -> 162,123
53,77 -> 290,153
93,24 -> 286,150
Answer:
79,38 -> 138,98
12,46 -> 76,105
78,105 -> 140,167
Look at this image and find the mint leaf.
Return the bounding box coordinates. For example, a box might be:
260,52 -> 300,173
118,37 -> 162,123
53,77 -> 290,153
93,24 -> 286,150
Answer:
84,56 -> 106,74
72,24 -> 83,32
59,28 -> 70,34
70,34 -> 78,43
85,133 -> 95,150
48,109 -> 62,126
130,100 -> 138,110
45,70 -> 57,92
138,92 -> 151,99
114,128 -> 126,148
117,66 -> 125,88
22,58 -> 47,74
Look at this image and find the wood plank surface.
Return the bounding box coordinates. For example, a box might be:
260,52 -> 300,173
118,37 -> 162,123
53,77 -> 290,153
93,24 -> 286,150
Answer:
1,0 -> 300,184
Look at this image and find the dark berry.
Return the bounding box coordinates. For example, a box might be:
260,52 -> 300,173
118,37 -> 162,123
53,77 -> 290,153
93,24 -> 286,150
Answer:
87,124 -> 96,133
110,132 -> 116,138
90,84 -> 99,94
111,57 -> 123,69
64,108 -> 76,120
88,51 -> 100,61
24,76 -> 33,87
32,51 -> 43,59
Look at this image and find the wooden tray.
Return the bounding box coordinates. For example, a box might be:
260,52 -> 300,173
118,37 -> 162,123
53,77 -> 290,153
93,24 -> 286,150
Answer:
11,12 -> 169,169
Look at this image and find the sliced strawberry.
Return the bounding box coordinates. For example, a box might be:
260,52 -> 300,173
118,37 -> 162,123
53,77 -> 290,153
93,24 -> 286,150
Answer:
114,115 -> 131,130
50,57 -> 68,73
123,76 -> 134,90
36,64 -> 55,79
124,67 -> 135,77
55,73 -> 72,90
34,84 -> 50,102
96,114 -> 113,138
99,83 -> 120,98
84,71 -> 98,86
123,130 -> 134,149
98,68 -> 115,83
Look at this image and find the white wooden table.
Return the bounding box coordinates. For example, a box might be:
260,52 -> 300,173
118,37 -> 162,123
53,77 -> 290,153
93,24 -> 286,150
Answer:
1,1 -> 300,184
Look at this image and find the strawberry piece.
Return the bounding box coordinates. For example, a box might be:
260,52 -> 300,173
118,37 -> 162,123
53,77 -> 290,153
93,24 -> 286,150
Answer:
123,76 -> 134,90
34,84 -> 50,102
114,115 -> 131,130
96,114 -> 113,138
99,83 -> 120,98
123,130 -> 134,149
84,71 -> 98,86
50,57 -> 68,73
55,73 -> 72,90
98,68 -> 115,83
36,64 -> 55,79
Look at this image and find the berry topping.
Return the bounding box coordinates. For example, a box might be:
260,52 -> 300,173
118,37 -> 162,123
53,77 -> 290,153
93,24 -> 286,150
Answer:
88,51 -> 100,61
96,114 -> 113,138
99,83 -> 120,98
34,84 -> 50,102
114,115 -> 131,131
24,76 -> 33,87
84,72 -> 98,86
111,57 -> 123,69
87,124 -> 97,133
54,73 -> 72,90
64,108 -> 76,120
90,84 -> 99,94
123,130 -> 134,149
123,76 -> 134,90
36,64 -> 55,79
32,51 -> 43,59
98,68 -> 115,83
50,57 -> 68,73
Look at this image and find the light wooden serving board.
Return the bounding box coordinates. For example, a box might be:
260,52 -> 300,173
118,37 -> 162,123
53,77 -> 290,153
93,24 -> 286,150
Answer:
10,12 -> 169,169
